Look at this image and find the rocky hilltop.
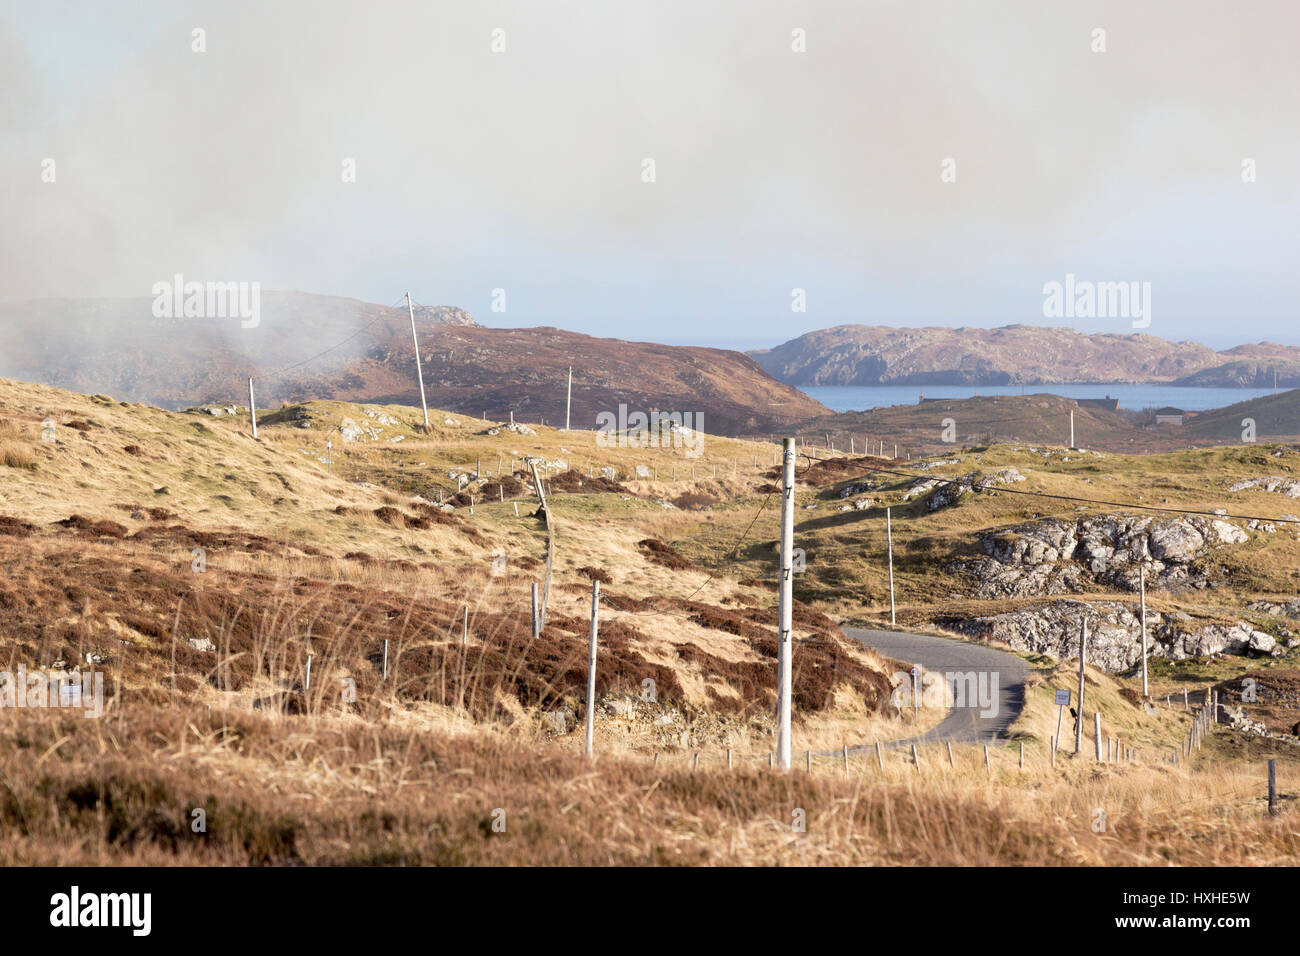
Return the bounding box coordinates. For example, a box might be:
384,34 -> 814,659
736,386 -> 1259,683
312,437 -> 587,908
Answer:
751,324 -> 1300,387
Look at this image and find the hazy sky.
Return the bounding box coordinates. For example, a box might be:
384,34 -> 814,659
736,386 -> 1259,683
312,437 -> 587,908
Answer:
3,1 -> 1298,349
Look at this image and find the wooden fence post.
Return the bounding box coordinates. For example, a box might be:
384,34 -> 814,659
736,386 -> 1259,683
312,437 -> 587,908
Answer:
1094,712 -> 1103,761
584,580 -> 600,758
1269,759 -> 1278,816
876,741 -> 884,770
947,741 -> 954,766
912,744 -> 920,772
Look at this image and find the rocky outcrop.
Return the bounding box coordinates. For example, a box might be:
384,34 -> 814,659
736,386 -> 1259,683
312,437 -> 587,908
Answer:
953,514 -> 1248,598
949,600 -> 1280,672
1228,476 -> 1300,497
904,468 -> 1025,512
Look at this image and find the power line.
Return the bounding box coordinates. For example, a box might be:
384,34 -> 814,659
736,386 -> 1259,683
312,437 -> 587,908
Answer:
267,295 -> 409,376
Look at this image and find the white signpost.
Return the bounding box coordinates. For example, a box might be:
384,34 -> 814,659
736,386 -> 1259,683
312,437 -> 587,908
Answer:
1054,688 -> 1070,751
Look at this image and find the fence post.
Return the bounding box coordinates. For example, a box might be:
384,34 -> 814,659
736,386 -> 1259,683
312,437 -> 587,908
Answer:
1269,759 -> 1278,816
984,745 -> 991,776
947,740 -> 954,766
1094,712 -> 1102,761
842,744 -> 849,775
876,741 -> 883,770
912,744 -> 920,772
584,580 -> 600,758
382,639 -> 388,681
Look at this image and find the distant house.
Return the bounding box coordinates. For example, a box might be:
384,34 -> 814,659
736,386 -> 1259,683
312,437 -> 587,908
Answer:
1154,406 -> 1184,426
1076,396 -> 1120,412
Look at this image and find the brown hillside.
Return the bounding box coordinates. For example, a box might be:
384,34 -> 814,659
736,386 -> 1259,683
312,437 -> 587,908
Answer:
0,293 -> 824,435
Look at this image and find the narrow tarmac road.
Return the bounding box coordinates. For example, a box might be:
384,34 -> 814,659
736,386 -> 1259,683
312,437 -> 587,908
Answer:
843,627 -> 1031,749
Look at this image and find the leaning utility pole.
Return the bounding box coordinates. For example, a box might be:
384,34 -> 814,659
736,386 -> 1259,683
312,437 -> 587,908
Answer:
776,437 -> 795,772
247,377 -> 258,439
406,292 -> 430,428
565,366 -> 573,431
1140,564 -> 1149,698
886,507 -> 896,627
1075,619 -> 1088,755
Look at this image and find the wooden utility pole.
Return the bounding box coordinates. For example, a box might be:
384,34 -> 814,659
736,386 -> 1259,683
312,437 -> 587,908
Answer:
406,292 -> 430,427
1140,564 -> 1149,697
886,507 -> 896,627
776,437 -> 795,772
565,366 -> 573,431
1075,619 -> 1088,754
530,582 -> 539,639
584,580 -> 600,758
247,377 -> 258,439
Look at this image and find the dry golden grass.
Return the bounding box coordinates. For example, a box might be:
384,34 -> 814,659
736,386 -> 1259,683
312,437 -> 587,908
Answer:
1,702 -> 1294,866
2,377 -> 1298,866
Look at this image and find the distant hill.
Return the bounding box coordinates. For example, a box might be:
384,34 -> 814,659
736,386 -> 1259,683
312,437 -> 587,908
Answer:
0,292 -> 825,435
1183,388 -> 1300,441
1172,359 -> 1300,388
750,324 -> 1300,388
791,393 -> 1196,457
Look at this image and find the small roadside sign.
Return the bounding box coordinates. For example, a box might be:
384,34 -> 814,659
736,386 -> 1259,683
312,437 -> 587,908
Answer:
1055,689 -> 1071,706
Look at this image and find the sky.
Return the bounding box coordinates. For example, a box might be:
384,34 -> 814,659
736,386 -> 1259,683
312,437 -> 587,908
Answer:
2,0 -> 1298,351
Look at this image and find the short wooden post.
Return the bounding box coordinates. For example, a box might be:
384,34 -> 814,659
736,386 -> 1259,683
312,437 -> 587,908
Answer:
1094,712 -> 1103,761
304,655 -> 312,693
912,743 -> 920,772
1268,759 -> 1278,816
382,639 -> 388,681
727,748 -> 733,770
693,752 -> 699,771
842,744 -> 849,775
1019,741 -> 1024,770
805,750 -> 811,773
876,741 -> 884,770
947,740 -> 954,766
1184,688 -> 1189,712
